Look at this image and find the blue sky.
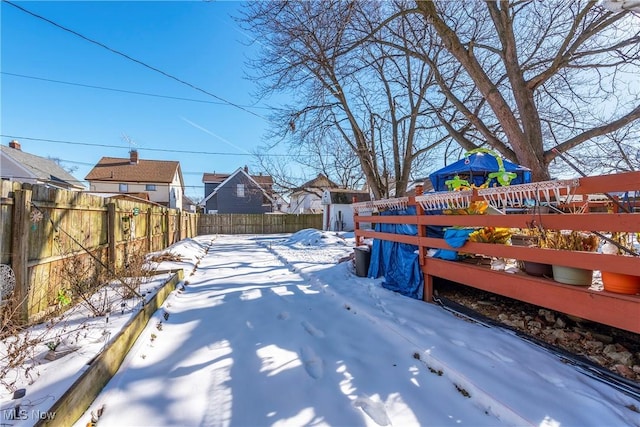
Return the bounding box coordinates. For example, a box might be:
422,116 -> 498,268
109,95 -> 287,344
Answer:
1,0 -> 286,201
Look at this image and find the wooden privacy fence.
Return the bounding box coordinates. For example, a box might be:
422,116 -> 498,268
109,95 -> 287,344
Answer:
0,181 -> 197,323
353,171 -> 640,334
198,213 -> 322,235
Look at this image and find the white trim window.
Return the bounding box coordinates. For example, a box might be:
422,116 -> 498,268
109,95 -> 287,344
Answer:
119,183 -> 128,192
237,183 -> 245,197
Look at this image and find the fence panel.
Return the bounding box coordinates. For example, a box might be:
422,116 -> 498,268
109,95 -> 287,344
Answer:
0,183 -> 198,323
197,213 -> 322,235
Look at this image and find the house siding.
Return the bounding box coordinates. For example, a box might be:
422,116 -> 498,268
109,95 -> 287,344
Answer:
205,173 -> 271,214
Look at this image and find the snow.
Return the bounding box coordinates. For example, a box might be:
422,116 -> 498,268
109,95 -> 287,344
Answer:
2,230 -> 639,426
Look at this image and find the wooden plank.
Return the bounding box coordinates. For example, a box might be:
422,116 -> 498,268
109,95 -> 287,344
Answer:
11,187 -> 32,323
424,258 -> 640,334
356,229 -> 420,245
418,238 -> 640,276
415,212 -> 640,232
575,171 -> 640,195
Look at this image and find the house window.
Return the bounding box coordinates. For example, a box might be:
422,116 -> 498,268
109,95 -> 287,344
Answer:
145,184 -> 156,191
119,183 -> 128,192
237,184 -> 245,197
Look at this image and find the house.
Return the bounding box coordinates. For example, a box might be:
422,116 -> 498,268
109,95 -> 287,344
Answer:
85,150 -> 184,210
182,194 -> 198,213
0,140 -> 85,190
201,167 -> 275,214
321,188 -> 371,231
289,173 -> 339,214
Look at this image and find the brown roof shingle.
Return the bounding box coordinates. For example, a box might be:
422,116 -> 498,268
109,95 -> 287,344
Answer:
203,172 -> 273,187
85,157 -> 180,183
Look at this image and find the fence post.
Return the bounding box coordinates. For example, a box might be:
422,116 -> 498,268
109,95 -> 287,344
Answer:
146,208 -> 152,252
164,210 -> 170,247
107,202 -> 117,271
352,196 -> 361,246
11,186 -> 32,323
414,184 -> 432,302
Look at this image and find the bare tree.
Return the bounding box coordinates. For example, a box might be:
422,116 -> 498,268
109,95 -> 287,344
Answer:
240,1 -> 444,198
409,0 -> 640,181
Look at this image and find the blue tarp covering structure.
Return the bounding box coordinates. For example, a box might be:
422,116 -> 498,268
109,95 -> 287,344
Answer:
429,152 -> 531,191
368,207 -> 423,299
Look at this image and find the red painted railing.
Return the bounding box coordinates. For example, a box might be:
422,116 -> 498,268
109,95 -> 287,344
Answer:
353,172 -> 640,334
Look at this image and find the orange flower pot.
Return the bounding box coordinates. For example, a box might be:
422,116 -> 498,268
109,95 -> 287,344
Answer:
602,271 -> 640,295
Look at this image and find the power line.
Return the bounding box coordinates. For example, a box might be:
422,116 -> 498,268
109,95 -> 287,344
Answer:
2,0 -> 267,120
1,175 -> 207,189
1,134 -> 303,158
1,71 -> 272,110
0,134 -> 298,157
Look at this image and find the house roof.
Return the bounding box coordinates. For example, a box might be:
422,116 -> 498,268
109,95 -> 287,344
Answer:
200,168 -> 274,205
203,172 -> 273,188
1,144 -> 85,189
324,188 -> 371,204
85,157 -> 182,184
293,173 -> 339,192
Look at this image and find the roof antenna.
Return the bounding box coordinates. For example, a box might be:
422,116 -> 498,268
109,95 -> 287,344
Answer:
121,133 -> 137,152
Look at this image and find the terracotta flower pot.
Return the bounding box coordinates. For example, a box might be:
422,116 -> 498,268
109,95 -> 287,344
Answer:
602,271 -> 640,295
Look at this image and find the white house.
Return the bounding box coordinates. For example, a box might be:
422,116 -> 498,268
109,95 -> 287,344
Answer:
321,188 -> 371,232
289,173 -> 339,214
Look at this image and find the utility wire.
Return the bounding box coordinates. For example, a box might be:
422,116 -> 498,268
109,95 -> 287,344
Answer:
1,134 -> 300,157
1,71 -> 272,110
2,0 -> 267,120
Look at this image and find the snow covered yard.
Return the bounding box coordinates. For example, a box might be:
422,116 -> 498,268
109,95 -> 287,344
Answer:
76,231 -> 637,427
2,230 -> 639,426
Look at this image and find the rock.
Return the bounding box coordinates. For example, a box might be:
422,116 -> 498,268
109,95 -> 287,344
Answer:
538,309 -> 551,321
498,313 -> 509,322
512,320 -> 525,329
603,344 -> 634,365
584,340 -> 604,352
633,365 -> 640,374
592,333 -> 613,344
554,317 -> 566,328
565,332 -> 581,341
528,321 -> 543,330
614,364 -> 634,377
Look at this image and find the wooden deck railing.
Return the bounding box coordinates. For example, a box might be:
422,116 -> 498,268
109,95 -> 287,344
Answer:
353,171 -> 640,334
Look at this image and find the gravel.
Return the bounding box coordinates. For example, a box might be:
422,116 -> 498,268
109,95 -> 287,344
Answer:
434,280 -> 640,383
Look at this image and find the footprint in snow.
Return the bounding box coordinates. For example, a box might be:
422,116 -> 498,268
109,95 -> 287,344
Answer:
300,345 -> 323,379
277,312 -> 290,320
353,395 -> 391,426
301,320 -> 325,338
450,339 -> 467,348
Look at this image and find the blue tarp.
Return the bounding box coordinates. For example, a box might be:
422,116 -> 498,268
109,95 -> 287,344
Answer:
368,207 -> 423,300
429,153 -> 531,191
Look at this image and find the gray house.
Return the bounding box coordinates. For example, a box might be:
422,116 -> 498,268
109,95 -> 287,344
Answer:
201,167 -> 274,214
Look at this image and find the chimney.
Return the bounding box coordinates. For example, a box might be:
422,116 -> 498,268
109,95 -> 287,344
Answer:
244,165 -> 249,173
130,149 -> 139,164
9,140 -> 21,150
